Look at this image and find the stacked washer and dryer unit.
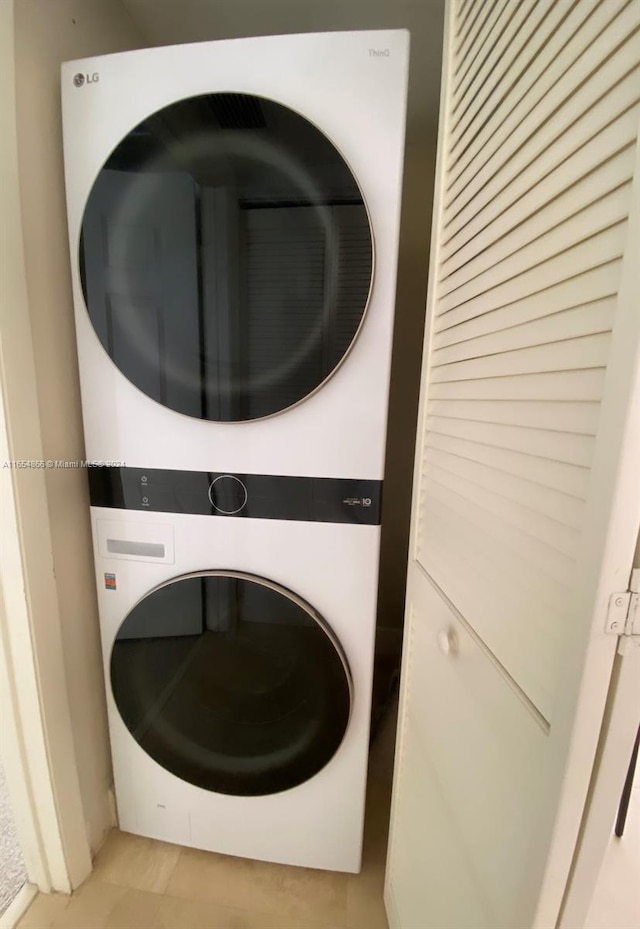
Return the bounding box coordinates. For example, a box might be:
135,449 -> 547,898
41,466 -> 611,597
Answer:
62,31 -> 408,873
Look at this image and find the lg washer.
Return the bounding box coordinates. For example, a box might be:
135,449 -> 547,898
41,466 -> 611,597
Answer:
91,467 -> 384,872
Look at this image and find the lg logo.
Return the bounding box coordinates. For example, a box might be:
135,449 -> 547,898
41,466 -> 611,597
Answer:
73,72 -> 99,87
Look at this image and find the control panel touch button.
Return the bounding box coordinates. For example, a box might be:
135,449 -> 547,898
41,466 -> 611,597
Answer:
208,475 -> 248,515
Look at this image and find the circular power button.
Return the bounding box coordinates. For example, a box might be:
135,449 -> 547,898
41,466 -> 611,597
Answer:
208,475 -> 248,515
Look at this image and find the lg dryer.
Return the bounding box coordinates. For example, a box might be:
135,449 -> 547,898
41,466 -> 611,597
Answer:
62,31 -> 409,481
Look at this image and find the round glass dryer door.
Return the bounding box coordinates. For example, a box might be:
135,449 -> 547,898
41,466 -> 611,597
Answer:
80,94 -> 373,421
110,572 -> 352,796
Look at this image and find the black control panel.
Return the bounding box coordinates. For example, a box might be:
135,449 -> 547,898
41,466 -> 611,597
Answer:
89,466 -> 383,526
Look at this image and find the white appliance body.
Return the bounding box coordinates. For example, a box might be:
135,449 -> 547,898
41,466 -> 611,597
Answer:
62,31 -> 409,480
91,506 -> 380,872
63,31 -> 408,874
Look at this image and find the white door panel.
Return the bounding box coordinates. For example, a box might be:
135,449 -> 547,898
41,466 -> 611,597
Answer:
387,576 -> 548,929
387,0 -> 640,926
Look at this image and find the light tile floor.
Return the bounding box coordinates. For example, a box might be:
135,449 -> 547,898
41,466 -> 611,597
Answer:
16,777 -> 391,929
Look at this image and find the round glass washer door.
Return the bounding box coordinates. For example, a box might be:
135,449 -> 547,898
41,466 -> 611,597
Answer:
80,93 -> 373,422
110,571 -> 352,796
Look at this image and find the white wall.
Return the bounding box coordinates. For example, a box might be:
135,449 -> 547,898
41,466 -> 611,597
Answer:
11,0 -> 146,856
122,0 -> 445,640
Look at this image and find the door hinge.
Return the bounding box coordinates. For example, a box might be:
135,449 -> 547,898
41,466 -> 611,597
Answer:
605,569 -> 640,640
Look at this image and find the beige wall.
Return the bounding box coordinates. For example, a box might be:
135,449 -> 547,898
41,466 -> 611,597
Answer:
2,0 -> 91,889
123,0 -> 445,637
13,0 -> 145,854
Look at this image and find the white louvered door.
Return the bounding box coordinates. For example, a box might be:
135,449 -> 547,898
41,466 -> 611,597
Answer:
386,1 -> 640,927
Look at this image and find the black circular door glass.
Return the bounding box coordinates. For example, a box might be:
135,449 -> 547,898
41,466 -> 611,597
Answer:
110,572 -> 352,795
79,93 -> 373,421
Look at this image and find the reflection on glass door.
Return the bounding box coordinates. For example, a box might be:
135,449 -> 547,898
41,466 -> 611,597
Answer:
111,572 -> 352,796
80,94 -> 373,421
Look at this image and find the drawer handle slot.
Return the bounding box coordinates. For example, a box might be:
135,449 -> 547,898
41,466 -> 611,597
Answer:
106,539 -> 165,557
